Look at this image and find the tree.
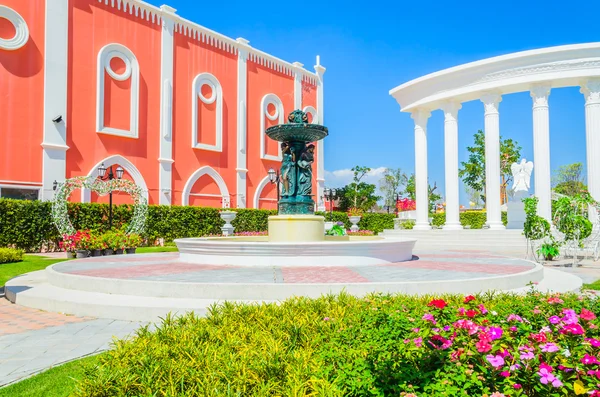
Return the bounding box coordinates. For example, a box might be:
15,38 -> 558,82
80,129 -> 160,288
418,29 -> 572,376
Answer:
552,162 -> 587,197
337,166 -> 381,212
378,168 -> 407,210
458,130 -> 521,204
405,173 -> 441,213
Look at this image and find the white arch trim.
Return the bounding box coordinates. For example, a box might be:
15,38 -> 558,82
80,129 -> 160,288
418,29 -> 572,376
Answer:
192,73 -> 223,152
253,175 -> 273,209
182,166 -> 230,207
390,42 -> 600,112
81,155 -> 149,202
96,43 -> 140,138
260,93 -> 283,161
302,106 -> 318,124
0,6 -> 29,51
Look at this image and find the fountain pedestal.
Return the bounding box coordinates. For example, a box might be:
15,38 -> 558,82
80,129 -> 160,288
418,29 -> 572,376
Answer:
268,215 -> 325,242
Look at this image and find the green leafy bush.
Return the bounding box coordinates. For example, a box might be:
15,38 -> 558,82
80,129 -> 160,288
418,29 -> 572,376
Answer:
0,248 -> 23,264
431,211 -> 508,229
74,292 -> 600,396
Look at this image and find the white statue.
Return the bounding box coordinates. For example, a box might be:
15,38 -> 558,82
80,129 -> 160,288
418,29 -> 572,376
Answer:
511,159 -> 534,195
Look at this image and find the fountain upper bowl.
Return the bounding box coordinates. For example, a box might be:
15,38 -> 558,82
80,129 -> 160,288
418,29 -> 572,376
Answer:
265,123 -> 328,143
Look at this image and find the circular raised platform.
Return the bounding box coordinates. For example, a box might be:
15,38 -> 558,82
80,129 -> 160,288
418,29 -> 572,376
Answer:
175,236 -> 417,266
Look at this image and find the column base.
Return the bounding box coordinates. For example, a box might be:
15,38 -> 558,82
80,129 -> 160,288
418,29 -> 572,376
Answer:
487,222 -> 506,230
442,223 -> 463,231
413,223 -> 432,231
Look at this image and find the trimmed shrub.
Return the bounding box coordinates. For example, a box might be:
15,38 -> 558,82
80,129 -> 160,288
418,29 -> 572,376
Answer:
431,211 -> 508,229
74,292 -> 600,396
0,248 -> 23,264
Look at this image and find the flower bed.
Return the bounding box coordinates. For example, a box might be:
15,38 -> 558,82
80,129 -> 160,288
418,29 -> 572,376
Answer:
73,291 -> 600,396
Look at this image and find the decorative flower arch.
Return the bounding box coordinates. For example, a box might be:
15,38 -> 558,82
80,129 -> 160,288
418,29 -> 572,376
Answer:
52,176 -> 147,236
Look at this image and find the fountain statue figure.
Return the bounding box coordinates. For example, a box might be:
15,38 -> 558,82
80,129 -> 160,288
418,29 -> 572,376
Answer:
265,110 -> 328,215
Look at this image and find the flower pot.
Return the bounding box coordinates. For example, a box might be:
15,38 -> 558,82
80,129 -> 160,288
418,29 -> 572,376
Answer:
104,248 -> 114,255
76,250 -> 89,259
125,248 -> 136,255
545,255 -> 554,261
349,216 -> 361,232
66,251 -> 76,259
220,211 -> 237,236
115,249 -> 124,255
324,221 -> 334,232
91,249 -> 103,257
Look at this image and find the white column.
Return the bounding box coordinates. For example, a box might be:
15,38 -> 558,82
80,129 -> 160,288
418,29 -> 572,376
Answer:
41,0 -> 69,200
315,56 -> 326,211
531,85 -> 551,222
411,109 -> 431,230
158,6 -> 176,205
235,38 -> 250,208
292,62 -> 303,110
441,101 -> 462,230
581,79 -> 600,219
481,93 -> 505,229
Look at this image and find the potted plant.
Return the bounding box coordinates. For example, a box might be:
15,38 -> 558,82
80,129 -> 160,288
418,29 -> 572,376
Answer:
347,207 -> 363,232
126,233 -> 142,254
75,230 -> 91,258
60,233 -> 77,259
102,232 -> 115,255
89,234 -> 105,257
537,242 -> 560,261
113,231 -> 127,255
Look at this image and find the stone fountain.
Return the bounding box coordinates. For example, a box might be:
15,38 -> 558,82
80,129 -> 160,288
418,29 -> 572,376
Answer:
265,109 -> 328,242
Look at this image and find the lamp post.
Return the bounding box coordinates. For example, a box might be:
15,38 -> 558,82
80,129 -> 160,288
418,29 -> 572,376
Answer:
267,168 -> 281,207
395,193 -> 401,215
324,187 -> 336,221
97,163 -> 124,230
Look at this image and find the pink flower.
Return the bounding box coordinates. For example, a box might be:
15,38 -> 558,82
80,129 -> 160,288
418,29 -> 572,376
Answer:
510,364 -> 521,371
539,362 -> 553,372
547,296 -> 564,304
490,393 -> 505,397
586,338 -> 600,347
513,383 -> 522,389
323,317 -> 330,321
540,342 -> 559,353
582,308 -> 597,321
533,308 -> 542,314
500,371 -> 510,377
562,323 -> 585,335
582,354 -> 600,365
488,327 -> 503,341
476,340 -> 492,353
428,334 -> 452,350
562,309 -> 579,324
530,332 -> 547,343
422,313 -> 436,324
538,366 -> 562,387
509,326 -> 518,332
486,354 -> 505,368
520,351 -> 535,360
507,314 -> 523,322
548,315 -> 561,324
412,328 -> 420,333
478,304 -> 488,315
587,369 -> 600,379
458,307 -> 466,316
413,337 -> 423,347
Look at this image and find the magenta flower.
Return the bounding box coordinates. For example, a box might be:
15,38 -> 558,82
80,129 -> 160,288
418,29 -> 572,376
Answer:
507,314 -> 523,322
488,327 -> 503,341
537,367 -> 563,387
486,354 -> 505,368
548,315 -> 561,324
428,334 -> 452,350
422,313 -> 436,324
509,326 -> 518,332
478,304 -> 488,314
562,309 -> 579,325
586,338 -> 600,347
510,364 -> 521,371
562,323 -> 585,335
413,337 -> 423,347
540,342 -> 559,353
476,340 -> 492,353
500,371 -> 510,377
513,383 -> 522,389
520,351 -> 535,360
582,354 -> 600,365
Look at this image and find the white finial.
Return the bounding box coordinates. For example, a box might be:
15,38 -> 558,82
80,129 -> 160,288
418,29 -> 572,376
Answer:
316,55 -> 321,66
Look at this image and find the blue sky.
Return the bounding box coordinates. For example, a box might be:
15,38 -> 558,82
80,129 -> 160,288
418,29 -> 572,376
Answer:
147,0 -> 598,205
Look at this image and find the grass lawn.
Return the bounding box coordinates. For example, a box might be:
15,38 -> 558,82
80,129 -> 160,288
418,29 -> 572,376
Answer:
582,279 -> 600,290
0,354 -> 100,397
135,246 -> 178,253
0,255 -> 66,288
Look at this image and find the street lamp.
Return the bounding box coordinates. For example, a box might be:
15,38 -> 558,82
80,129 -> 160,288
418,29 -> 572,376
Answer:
97,163 -> 124,229
324,187 -> 336,220
395,193 -> 401,215
267,168 -> 280,205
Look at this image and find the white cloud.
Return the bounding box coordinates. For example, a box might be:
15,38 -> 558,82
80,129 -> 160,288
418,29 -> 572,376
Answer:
324,167 -> 388,188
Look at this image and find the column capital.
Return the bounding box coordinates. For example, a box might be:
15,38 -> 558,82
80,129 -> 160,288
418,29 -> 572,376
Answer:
441,101 -> 462,120
236,38 -> 250,61
411,109 -> 431,127
530,85 -> 551,108
581,79 -> 600,105
481,93 -> 502,114
159,5 -> 177,30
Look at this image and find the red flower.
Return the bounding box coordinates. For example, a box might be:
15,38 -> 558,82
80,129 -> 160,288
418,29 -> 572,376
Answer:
428,299 -> 447,310
530,333 -> 547,343
581,308 -> 597,321
465,309 -> 478,318
463,295 -> 476,303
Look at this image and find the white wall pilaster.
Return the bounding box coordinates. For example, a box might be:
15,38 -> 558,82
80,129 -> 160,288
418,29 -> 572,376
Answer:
293,62 -> 303,110
441,101 -> 462,230
235,38 -> 250,208
158,6 -> 176,205
481,93 -> 505,229
315,57 -> 326,211
411,109 -> 431,230
41,0 -> 69,200
530,85 -> 552,222
581,79 -> 600,221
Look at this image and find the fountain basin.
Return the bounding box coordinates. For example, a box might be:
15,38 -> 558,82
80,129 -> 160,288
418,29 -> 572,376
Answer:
175,236 -> 416,267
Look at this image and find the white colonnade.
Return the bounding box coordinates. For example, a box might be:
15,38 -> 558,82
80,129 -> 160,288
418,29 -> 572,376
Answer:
390,43 -> 600,228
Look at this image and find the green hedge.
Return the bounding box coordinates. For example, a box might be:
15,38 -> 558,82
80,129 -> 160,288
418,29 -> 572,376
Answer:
0,199 -> 395,252
0,248 -> 23,264
431,211 -> 508,229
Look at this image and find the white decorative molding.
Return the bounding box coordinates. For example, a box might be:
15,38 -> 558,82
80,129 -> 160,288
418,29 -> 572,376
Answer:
191,73 -> 223,152
302,106 -> 318,124
0,5 -> 29,51
481,93 -> 502,114
236,38 -> 250,208
530,85 -> 551,108
260,93 -> 284,161
96,43 -> 140,138
314,56 -> 326,211
41,0 -> 69,201
478,59 -> 600,83
253,175 -> 272,209
182,166 -> 230,207
81,155 -> 149,203
293,62 -> 304,109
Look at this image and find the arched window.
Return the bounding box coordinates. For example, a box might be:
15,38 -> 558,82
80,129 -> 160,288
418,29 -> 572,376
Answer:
96,43 -> 140,138
192,73 -> 223,151
260,93 -> 284,161
182,166 -> 230,207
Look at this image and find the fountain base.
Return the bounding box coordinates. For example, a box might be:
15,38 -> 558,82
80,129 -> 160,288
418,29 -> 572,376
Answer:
268,215 -> 324,242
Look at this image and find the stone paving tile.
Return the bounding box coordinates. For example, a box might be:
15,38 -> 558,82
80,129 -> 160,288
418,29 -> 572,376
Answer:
282,266 -> 370,283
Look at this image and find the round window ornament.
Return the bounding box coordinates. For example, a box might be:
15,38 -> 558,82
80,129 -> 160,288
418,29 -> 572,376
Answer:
0,6 -> 29,51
